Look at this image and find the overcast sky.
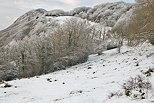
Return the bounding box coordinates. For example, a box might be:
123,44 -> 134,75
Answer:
0,0 -> 135,30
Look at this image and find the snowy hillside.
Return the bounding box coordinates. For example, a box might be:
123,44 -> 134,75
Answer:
0,1 -> 132,48
0,43 -> 154,103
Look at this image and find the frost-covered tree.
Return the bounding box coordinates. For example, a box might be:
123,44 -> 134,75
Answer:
53,18 -> 94,55
46,9 -> 67,17
69,7 -> 90,16
111,10 -> 132,52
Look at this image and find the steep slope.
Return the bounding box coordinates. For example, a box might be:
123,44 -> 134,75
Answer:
0,2 -> 133,48
0,43 -> 153,103
0,9 -> 47,47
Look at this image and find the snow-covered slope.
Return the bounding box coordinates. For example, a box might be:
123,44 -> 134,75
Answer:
0,43 -> 154,103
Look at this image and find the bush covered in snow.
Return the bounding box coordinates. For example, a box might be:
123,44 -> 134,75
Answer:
122,75 -> 152,99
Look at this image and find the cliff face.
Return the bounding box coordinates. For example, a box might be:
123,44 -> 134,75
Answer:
0,2 -> 133,48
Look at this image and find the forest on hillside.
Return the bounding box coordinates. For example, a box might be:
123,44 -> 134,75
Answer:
0,0 -> 153,81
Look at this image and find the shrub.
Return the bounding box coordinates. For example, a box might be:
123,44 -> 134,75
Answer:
106,43 -> 118,50
108,91 -> 123,99
142,68 -> 154,77
122,75 -> 152,99
4,83 -> 12,88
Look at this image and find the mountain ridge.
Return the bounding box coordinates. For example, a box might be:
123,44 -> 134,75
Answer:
0,2 -> 133,48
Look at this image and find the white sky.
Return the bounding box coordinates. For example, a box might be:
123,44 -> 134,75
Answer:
0,0 -> 135,30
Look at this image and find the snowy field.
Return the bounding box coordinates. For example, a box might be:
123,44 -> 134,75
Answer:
0,43 -> 154,103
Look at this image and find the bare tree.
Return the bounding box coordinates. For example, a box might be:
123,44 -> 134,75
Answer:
60,18 -> 94,55
111,21 -> 125,53
125,0 -> 154,45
